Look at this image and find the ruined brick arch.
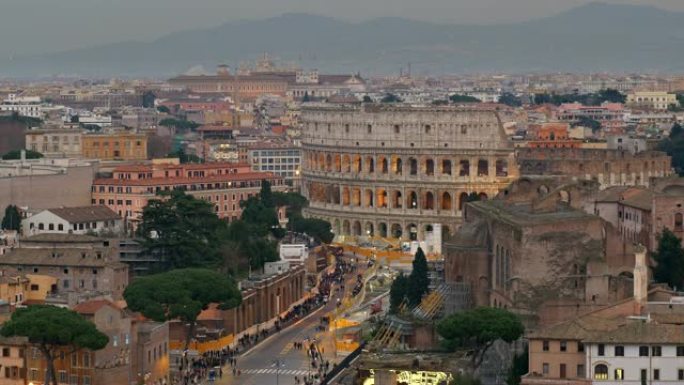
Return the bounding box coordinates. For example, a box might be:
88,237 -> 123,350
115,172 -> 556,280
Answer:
459,159 -> 470,176
477,159 -> 489,176
378,222 -> 388,237
333,218 -> 341,234
352,188 -> 361,207
406,223 -> 418,240
318,153 -> 326,171
495,159 -> 508,177
442,192 -> 452,210
409,157 -> 418,175
377,188 -> 388,208
331,185 -> 341,204
342,154 -> 351,173
558,190 -> 570,205
478,192 -> 488,200
342,186 -> 350,206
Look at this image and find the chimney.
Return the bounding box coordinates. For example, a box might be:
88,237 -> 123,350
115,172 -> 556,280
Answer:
633,245 -> 648,314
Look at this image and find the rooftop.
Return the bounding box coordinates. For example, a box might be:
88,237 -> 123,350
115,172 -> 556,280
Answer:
47,205 -> 120,223
0,247 -> 120,268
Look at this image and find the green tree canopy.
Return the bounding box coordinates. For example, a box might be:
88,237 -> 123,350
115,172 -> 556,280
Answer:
124,268 -> 241,348
157,105 -> 171,114
159,118 -> 200,131
389,273 -> 410,313
381,93 -> 402,103
407,247 -> 430,306
499,92 -> 523,107
167,148 -> 202,164
437,307 -> 524,369
362,95 -> 373,103
1,305 -> 108,385
1,205 -> 21,231
290,216 -> 334,244
1,149 -> 43,160
653,229 -> 684,290
449,94 -> 480,103
138,190 -> 225,270
659,123 -> 684,176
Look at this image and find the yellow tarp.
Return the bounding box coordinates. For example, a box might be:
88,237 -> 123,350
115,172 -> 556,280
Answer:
169,334 -> 235,353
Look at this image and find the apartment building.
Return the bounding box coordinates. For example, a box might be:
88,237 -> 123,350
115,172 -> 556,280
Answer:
22,206 -> 123,237
627,92 -> 678,111
81,131 -> 147,160
248,143 -> 301,188
25,129 -> 83,157
91,160 -> 285,224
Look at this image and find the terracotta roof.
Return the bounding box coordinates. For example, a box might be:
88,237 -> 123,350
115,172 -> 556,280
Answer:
73,299 -> 118,315
527,315 -> 624,340
586,321 -> 684,344
93,172 -> 280,186
48,205 -> 120,223
21,233 -> 103,244
620,189 -> 653,211
0,247 -> 119,268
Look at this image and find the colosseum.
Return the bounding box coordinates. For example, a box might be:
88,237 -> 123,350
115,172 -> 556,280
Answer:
300,104 -> 519,241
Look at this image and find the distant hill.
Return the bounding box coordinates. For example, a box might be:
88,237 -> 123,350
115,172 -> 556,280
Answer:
3,2 -> 684,77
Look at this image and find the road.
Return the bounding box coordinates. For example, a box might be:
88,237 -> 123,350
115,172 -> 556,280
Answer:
213,254 -> 366,385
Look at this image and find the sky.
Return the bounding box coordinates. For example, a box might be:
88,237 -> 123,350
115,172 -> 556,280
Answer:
2,0 -> 683,56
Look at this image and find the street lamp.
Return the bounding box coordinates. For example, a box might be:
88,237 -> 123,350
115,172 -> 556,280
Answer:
272,359 -> 285,385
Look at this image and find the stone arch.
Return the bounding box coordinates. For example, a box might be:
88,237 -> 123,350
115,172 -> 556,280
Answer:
378,222 -> 388,238
333,219 -> 341,235
342,186 -> 350,206
352,188 -> 361,207
391,223 -> 403,239
365,222 -> 375,237
496,159 -> 508,177
379,156 -> 389,174
409,157 -> 418,175
442,225 -> 451,239
424,191 -> 435,210
442,192 -> 452,210
334,154 -> 341,172
318,153 -> 326,171
478,192 -> 488,200
365,156 -> 375,174
559,190 -> 570,205
407,223 -> 418,241
331,184 -> 340,204
407,191 -> 418,209
459,160 -> 470,176
352,221 -> 362,236
477,159 -> 489,176
342,220 -> 351,235
459,192 -> 469,210
442,159 -> 452,175
425,158 -> 435,176
425,224 -> 434,234
377,188 -> 388,208
392,190 -> 403,209
326,154 -> 332,171
392,156 -> 403,175
342,154 -> 351,173
353,155 -> 362,173
364,189 -> 374,208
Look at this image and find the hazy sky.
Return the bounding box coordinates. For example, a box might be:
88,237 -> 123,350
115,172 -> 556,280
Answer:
2,0 -> 683,56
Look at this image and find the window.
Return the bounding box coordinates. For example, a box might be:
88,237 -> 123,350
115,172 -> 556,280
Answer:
394,124 -> 400,134
577,364 -> 585,377
542,340 -> 550,352
560,341 -> 567,352
678,346 -> 684,356
615,368 -> 625,380
83,352 -> 90,368
598,344 -> 605,356
560,364 -> 567,379
615,345 -> 624,356
71,352 -> 77,367
30,369 -> 38,380
113,335 -> 119,347
59,371 -> 67,383
2,348 -> 9,357
639,346 -> 649,356
641,369 -> 647,385
542,363 -> 549,375
594,364 -> 608,380
653,369 -> 660,380
83,376 -> 91,385
679,369 -> 684,381
578,342 -> 585,352
652,346 -> 662,356
70,374 -> 78,385
63,280 -> 69,289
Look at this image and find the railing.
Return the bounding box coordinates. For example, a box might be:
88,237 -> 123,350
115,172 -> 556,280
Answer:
319,342 -> 365,385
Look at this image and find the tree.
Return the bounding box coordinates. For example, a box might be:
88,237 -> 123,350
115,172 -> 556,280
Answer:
362,95 -> 373,103
506,346 -> 529,385
533,93 -> 552,105
142,91 -> 156,108
659,123 -> 684,176
1,149 -> 43,160
596,88 -> 625,104
1,305 -> 108,385
1,205 -> 21,231
290,216 -> 334,244
573,116 -> 602,133
138,190 -> 225,270
407,247 -> 430,306
652,229 -> 684,290
167,148 -> 201,164
159,118 -> 200,131
302,92 -> 311,102
499,92 -> 522,107
157,105 -> 171,114
389,273 -> 410,313
381,93 -> 402,103
437,307 -> 524,369
124,269 -> 241,350
449,94 -> 480,103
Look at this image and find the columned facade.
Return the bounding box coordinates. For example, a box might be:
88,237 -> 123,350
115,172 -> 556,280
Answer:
300,104 -> 519,241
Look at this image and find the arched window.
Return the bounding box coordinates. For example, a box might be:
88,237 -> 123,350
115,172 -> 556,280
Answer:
442,159 -> 452,175
424,192 -> 434,210
594,364 -> 608,380
676,213 -> 683,231
442,192 -> 452,210
409,158 -> 418,175
425,159 -> 434,176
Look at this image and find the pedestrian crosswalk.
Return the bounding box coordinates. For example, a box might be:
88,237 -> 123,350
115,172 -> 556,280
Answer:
239,368 -> 311,376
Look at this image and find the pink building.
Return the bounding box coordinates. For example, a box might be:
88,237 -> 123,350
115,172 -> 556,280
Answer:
91,161 -> 285,226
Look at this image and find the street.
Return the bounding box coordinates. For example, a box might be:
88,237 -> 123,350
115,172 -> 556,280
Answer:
212,254 -> 366,385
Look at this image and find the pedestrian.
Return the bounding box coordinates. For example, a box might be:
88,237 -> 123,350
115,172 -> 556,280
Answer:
232,367 -> 236,376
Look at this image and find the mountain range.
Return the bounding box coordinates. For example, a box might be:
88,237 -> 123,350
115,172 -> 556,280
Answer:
3,2 -> 684,78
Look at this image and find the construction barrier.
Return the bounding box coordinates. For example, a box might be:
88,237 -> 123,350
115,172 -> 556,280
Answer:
169,334 -> 235,353
335,340 -> 361,353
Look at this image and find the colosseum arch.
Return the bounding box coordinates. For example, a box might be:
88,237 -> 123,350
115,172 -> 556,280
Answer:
424,191 -> 435,210
326,154 -> 332,171
342,187 -> 350,205
442,159 -> 452,175
353,155 -> 362,173
366,156 -> 375,174
379,156 -> 389,174
442,192 -> 452,210
477,159 -> 489,176
334,154 -> 341,172
392,190 -> 403,209
342,220 -> 351,235
352,188 -> 361,206
352,221 -> 362,236
425,158 -> 435,176
333,219 -> 341,234
318,153 -> 326,171
407,191 -> 418,209
342,154 -> 351,173
331,185 -> 341,204
479,192 -> 488,200
392,156 -> 403,175
364,189 -> 374,207
391,223 -> 403,239
365,222 -> 375,236
459,192 -> 469,210
377,188 -> 388,208
407,223 -> 418,240
378,222 -> 388,238
409,157 -> 418,175
496,159 -> 508,177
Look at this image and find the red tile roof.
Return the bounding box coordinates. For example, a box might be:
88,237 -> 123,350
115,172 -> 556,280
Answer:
73,299 -> 118,315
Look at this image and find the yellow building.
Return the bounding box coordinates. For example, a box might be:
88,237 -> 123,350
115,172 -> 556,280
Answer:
81,131 -> 148,160
626,91 -> 678,110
